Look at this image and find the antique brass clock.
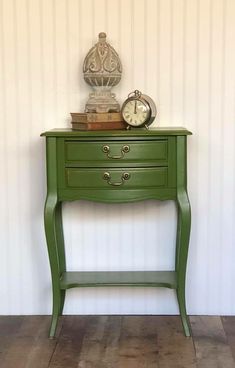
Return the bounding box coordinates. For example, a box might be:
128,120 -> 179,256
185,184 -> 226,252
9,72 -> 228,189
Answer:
121,90 -> 157,128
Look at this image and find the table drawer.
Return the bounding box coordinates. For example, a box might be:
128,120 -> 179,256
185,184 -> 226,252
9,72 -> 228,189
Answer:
65,140 -> 168,165
66,167 -> 168,189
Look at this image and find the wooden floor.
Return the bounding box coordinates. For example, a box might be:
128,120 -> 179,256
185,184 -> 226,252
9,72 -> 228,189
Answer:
0,316 -> 234,368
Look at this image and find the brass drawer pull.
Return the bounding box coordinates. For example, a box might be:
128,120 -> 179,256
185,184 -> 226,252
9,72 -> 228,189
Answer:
102,145 -> 130,159
103,172 -> 130,186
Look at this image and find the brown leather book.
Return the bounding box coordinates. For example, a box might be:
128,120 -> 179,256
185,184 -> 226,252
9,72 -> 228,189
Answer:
71,112 -> 124,123
71,121 -> 126,131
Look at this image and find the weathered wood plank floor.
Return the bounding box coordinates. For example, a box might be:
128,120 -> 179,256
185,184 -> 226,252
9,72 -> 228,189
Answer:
0,316 -> 234,368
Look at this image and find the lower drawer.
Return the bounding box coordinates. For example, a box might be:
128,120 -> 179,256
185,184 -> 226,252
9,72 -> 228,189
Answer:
66,167 -> 168,189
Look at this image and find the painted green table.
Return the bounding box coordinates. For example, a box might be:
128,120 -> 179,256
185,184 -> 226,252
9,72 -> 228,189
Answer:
41,127 -> 192,338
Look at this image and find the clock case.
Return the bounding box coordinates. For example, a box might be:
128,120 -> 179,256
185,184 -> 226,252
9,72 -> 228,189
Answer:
121,91 -> 157,129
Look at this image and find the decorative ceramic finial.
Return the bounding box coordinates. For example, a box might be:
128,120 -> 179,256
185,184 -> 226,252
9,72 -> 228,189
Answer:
83,32 -> 122,113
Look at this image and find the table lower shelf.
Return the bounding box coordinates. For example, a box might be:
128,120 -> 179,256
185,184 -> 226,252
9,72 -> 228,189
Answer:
60,271 -> 177,290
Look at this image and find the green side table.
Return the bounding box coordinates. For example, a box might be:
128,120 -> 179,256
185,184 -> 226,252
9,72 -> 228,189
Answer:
41,127 -> 192,338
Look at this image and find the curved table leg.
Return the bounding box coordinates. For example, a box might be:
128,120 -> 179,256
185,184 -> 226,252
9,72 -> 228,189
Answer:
176,189 -> 191,337
55,202 -> 66,315
44,195 -> 64,338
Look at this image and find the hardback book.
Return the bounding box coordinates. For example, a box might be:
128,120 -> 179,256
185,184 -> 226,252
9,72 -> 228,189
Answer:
71,121 -> 126,131
71,112 -> 124,123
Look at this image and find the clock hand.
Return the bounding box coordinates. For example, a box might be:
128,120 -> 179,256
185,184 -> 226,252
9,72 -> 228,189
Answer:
134,100 -> 137,114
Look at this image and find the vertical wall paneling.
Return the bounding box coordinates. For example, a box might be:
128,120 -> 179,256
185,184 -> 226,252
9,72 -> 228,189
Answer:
184,0 -> 200,311
193,0 -> 212,313
207,0 -> 224,313
0,0 -> 235,315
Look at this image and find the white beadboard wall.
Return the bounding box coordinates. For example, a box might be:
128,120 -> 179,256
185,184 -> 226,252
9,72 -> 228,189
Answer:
0,0 -> 235,316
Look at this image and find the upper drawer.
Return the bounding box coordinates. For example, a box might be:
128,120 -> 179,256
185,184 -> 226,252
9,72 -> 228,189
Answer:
64,140 -> 168,166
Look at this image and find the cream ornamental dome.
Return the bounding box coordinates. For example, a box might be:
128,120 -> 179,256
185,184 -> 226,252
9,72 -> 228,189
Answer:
83,32 -> 122,87
83,32 -> 122,113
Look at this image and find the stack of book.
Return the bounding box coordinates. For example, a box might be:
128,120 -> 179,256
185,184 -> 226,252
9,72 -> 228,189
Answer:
71,112 -> 126,130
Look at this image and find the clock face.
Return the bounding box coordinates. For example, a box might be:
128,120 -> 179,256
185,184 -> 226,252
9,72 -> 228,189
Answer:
122,99 -> 150,127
